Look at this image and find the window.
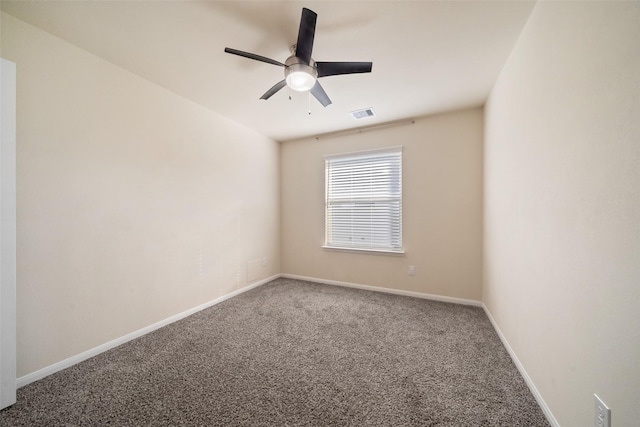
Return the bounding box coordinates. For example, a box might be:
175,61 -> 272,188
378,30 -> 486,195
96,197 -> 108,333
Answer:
324,147 -> 403,253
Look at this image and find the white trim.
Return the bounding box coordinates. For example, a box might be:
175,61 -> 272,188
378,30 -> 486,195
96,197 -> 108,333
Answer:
281,273 -> 482,307
0,58 -> 17,410
482,304 -> 560,427
17,275 -> 279,388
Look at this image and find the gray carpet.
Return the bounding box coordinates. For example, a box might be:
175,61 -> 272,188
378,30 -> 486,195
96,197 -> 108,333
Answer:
0,278 -> 550,426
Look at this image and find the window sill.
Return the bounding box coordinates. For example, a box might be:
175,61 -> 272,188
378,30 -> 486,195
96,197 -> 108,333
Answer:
322,245 -> 406,256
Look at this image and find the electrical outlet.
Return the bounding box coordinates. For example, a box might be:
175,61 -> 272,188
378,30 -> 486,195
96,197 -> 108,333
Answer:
594,394 -> 611,427
408,266 -> 416,276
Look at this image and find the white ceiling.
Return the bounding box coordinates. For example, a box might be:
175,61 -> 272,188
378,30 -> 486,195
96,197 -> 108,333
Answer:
1,1 -> 535,142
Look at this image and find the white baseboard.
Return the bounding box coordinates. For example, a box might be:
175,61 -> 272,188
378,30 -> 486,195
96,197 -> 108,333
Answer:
17,273 -> 558,427
482,304 -> 560,427
280,273 -> 482,307
16,274 -> 279,388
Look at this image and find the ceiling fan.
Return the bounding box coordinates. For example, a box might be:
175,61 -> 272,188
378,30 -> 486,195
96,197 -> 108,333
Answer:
224,7 -> 372,107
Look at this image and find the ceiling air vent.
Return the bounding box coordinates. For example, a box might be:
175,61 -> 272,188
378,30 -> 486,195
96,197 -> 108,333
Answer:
351,108 -> 375,119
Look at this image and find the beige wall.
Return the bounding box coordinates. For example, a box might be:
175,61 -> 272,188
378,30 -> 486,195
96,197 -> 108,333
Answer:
1,13 -> 280,377
484,2 -> 640,426
281,109 -> 483,301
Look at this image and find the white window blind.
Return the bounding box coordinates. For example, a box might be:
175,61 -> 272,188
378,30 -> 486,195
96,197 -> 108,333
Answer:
324,147 -> 403,253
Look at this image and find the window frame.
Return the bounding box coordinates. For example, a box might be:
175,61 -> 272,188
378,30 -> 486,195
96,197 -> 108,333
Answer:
323,146 -> 404,254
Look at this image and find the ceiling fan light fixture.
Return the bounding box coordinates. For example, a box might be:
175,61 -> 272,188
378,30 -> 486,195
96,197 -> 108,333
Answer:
286,71 -> 316,91
285,60 -> 317,92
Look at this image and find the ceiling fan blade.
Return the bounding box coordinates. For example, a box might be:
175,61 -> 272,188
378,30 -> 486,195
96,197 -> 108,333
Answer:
224,47 -> 285,67
295,8 -> 317,64
260,80 -> 287,100
310,81 -> 332,107
316,62 -> 373,78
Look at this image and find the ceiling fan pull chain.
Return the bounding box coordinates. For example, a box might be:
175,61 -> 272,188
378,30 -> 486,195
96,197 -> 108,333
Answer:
308,91 -> 311,115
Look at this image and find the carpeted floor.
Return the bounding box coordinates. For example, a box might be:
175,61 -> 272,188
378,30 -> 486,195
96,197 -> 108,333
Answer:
0,278 -> 550,426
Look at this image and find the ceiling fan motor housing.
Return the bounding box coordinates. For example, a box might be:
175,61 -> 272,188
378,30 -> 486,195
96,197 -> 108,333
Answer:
285,56 -> 317,91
